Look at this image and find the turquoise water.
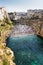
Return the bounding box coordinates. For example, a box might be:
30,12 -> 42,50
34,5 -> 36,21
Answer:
7,35 -> 43,65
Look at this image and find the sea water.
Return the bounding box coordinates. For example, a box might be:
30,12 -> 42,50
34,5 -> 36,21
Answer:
7,35 -> 43,65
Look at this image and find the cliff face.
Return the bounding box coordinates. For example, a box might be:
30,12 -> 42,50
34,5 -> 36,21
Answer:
0,7 -> 12,25
16,17 -> 43,38
0,7 -> 15,65
32,21 -> 43,37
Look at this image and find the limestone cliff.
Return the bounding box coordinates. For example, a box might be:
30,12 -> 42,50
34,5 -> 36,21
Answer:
15,17 -> 43,37
0,7 -> 15,65
32,21 -> 43,38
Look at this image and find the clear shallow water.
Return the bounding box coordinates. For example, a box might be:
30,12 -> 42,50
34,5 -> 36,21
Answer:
7,35 -> 43,65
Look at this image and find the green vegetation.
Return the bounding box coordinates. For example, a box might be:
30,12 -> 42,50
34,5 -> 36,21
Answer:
3,59 -> 10,65
0,16 -> 13,43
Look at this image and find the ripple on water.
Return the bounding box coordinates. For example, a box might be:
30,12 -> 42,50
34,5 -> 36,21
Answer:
7,35 -> 43,65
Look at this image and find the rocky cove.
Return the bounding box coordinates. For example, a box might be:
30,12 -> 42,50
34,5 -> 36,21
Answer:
0,7 -> 43,65
6,24 -> 43,65
0,7 -> 36,65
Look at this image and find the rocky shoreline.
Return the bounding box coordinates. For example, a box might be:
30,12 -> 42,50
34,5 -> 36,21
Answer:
0,7 -> 43,65
10,25 -> 35,37
0,27 -> 16,65
0,7 -> 16,65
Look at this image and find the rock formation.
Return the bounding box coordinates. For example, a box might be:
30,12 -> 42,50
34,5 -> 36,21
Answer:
15,17 -> 43,38
0,7 -> 15,65
32,21 -> 43,37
